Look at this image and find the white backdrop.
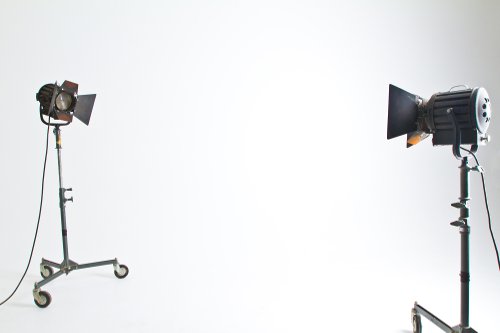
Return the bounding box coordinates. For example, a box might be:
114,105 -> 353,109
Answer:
0,1 -> 499,332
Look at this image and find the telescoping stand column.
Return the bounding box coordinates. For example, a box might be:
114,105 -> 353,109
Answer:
411,155 -> 479,333
34,81 -> 128,308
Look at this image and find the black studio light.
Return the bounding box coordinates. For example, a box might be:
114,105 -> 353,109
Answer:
387,84 -> 493,333
32,80 -> 128,308
36,80 -> 96,125
387,84 -> 491,157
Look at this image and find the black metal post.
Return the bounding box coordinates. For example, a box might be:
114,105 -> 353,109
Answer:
459,157 -> 471,328
54,125 -> 71,270
460,225 -> 470,327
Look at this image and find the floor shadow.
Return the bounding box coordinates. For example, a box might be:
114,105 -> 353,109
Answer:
8,300 -> 35,309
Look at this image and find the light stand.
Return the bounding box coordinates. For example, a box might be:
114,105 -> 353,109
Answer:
33,81 -> 128,308
387,84 -> 492,333
411,156 -> 479,333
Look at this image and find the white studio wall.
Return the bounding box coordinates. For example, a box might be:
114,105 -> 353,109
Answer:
0,0 -> 499,332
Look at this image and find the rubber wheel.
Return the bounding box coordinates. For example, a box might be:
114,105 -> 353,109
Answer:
40,265 -> 54,279
412,313 -> 422,333
114,264 -> 129,279
34,290 -> 52,308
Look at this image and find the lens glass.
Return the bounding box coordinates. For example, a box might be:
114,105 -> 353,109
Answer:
55,92 -> 73,111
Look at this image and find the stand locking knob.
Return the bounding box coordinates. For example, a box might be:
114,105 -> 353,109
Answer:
470,165 -> 484,173
451,220 -> 465,227
64,188 -> 73,203
451,202 -> 466,209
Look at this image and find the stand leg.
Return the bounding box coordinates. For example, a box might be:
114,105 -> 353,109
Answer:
413,303 -> 454,333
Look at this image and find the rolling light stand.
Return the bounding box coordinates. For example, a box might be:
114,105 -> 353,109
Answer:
411,156 -> 479,333
33,80 -> 128,308
33,125 -> 129,308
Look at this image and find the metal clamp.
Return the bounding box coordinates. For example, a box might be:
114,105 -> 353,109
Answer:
63,188 -> 73,203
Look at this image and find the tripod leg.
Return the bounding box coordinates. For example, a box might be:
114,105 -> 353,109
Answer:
413,302 -> 454,333
73,258 -> 129,279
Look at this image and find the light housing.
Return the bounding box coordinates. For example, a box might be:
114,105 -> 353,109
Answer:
36,80 -> 96,126
387,84 -> 491,155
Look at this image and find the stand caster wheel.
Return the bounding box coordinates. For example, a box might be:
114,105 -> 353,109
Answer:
40,264 -> 54,279
34,290 -> 52,308
412,309 -> 422,333
114,264 -> 129,279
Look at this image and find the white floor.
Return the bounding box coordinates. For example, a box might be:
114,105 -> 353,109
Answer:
0,244 -> 498,332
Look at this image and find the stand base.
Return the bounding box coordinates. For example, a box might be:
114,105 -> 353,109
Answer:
33,257 -> 129,308
412,302 -> 478,333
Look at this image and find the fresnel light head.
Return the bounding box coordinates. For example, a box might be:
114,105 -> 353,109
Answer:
387,84 -> 492,158
36,80 -> 96,126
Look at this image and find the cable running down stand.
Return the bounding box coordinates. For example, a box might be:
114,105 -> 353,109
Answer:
33,125 -> 128,308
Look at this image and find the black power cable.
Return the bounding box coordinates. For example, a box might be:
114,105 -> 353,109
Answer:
0,120 -> 51,306
461,147 -> 500,271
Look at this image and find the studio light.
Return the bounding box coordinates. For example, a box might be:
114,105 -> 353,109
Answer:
387,83 -> 493,333
387,84 -> 491,155
32,80 -> 128,308
36,80 -> 96,125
